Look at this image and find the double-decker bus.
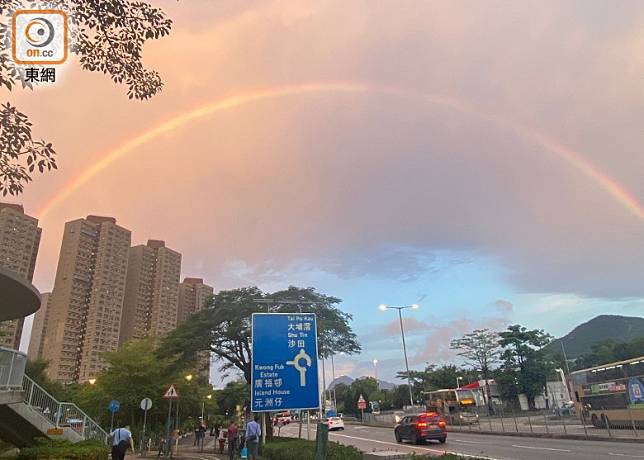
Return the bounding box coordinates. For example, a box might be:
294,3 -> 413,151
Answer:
570,355 -> 644,429
425,389 -> 479,425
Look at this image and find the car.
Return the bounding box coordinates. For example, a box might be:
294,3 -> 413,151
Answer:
324,417 -> 345,431
273,411 -> 292,425
394,412 -> 447,444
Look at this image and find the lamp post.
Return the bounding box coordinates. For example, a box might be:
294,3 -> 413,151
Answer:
330,354 -> 338,410
456,376 -> 463,389
177,374 -> 193,430
87,378 -> 99,423
379,303 -> 419,407
202,394 -> 212,420
373,359 -> 379,390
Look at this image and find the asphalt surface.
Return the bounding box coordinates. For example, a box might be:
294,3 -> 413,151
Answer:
279,422 -> 644,459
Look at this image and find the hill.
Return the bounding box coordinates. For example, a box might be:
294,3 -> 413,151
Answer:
545,314 -> 644,358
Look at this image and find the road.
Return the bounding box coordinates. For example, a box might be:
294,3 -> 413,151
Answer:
279,422 -> 644,459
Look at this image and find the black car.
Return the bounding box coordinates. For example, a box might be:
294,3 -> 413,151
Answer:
394,412 -> 447,444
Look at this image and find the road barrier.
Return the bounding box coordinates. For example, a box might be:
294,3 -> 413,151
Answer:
358,393 -> 643,443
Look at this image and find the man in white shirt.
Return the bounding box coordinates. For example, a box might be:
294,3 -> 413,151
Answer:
110,425 -> 134,460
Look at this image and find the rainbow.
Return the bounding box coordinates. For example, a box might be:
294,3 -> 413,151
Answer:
36,82 -> 644,223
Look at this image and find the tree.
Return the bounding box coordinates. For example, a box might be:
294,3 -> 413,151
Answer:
0,0 -> 172,195
214,380 -> 249,418
497,325 -> 553,409
161,286 -> 361,384
74,339 -> 211,433
450,329 -> 500,412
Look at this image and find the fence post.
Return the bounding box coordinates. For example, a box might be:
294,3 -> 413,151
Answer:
488,409 -> 493,432
27,379 -> 34,406
552,391 -> 567,435
604,413 -> 613,438
543,410 -> 549,435
627,406 -> 638,438
499,406 -> 505,432
580,410 -> 589,439
526,411 -> 533,433
511,405 -> 519,432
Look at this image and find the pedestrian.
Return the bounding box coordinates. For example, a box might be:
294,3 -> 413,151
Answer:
218,426 -> 227,454
245,416 -> 261,460
110,425 -> 134,460
227,420 -> 238,460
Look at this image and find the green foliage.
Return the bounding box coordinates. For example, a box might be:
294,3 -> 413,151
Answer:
215,380 -> 249,416
572,336 -> 644,370
544,315 -> 644,358
72,339 -> 214,434
497,325 -> 553,407
17,438 -> 107,460
263,437 -> 362,460
162,286 -> 361,384
0,0 -> 172,196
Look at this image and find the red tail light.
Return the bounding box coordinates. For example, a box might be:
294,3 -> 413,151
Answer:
417,421 -> 427,428
438,421 -> 446,430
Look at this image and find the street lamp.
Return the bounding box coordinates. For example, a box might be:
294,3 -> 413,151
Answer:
456,376 -> 463,389
379,303 -> 419,407
88,378 -> 96,385
201,394 -> 212,420
176,374 -> 193,431
373,359 -> 379,390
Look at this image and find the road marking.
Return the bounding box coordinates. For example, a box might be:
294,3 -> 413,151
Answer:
331,433 -> 499,459
608,454 -> 644,459
453,438 -> 489,444
511,444 -> 572,452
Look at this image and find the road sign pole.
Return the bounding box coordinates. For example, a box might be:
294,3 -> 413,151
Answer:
142,408 -> 148,454
166,399 -> 173,440
110,410 -> 115,433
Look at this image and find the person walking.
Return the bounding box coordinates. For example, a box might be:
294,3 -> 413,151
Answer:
245,416 -> 261,460
110,425 -> 134,460
227,421 -> 238,460
217,426 -> 227,454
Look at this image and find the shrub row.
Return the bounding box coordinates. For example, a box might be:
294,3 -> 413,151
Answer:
263,437 -> 362,460
17,438 -> 108,460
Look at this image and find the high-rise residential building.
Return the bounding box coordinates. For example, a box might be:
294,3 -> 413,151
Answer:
27,292 -> 51,361
177,277 -> 214,323
120,240 -> 181,344
41,216 -> 131,383
0,203 -> 42,350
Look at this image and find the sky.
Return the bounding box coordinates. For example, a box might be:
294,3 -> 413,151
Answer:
7,0 -> 644,385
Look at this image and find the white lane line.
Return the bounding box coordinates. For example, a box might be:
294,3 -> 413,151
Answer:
331,433 -> 499,459
511,444 -> 572,452
453,438 -> 489,444
608,454 -> 644,459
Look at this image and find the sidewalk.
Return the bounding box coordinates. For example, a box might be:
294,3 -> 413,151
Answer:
153,435 -> 227,460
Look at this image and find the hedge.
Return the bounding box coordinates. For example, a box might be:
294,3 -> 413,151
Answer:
17,438 -> 108,460
263,437 -> 362,460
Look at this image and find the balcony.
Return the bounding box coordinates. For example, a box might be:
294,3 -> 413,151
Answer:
0,266 -> 40,322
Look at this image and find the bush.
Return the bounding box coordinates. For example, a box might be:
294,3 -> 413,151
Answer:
18,438 -> 108,460
263,437 -> 362,460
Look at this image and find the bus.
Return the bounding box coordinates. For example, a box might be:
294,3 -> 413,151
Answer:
425,389 -> 479,425
570,355 -> 644,429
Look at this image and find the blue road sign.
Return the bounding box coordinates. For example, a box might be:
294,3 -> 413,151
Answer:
108,400 -> 120,413
251,313 -> 320,412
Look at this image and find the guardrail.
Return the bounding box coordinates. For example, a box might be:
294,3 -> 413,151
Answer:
21,375 -> 108,442
0,346 -> 27,390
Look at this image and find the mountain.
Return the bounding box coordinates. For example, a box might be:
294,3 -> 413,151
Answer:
328,375 -> 354,389
327,375 -> 397,390
545,315 -> 644,358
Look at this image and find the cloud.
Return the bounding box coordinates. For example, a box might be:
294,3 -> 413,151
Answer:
13,0 -> 643,304
495,299 -> 514,314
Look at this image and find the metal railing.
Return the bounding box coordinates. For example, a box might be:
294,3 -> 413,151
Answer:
0,346 -> 27,390
21,373 -> 108,442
